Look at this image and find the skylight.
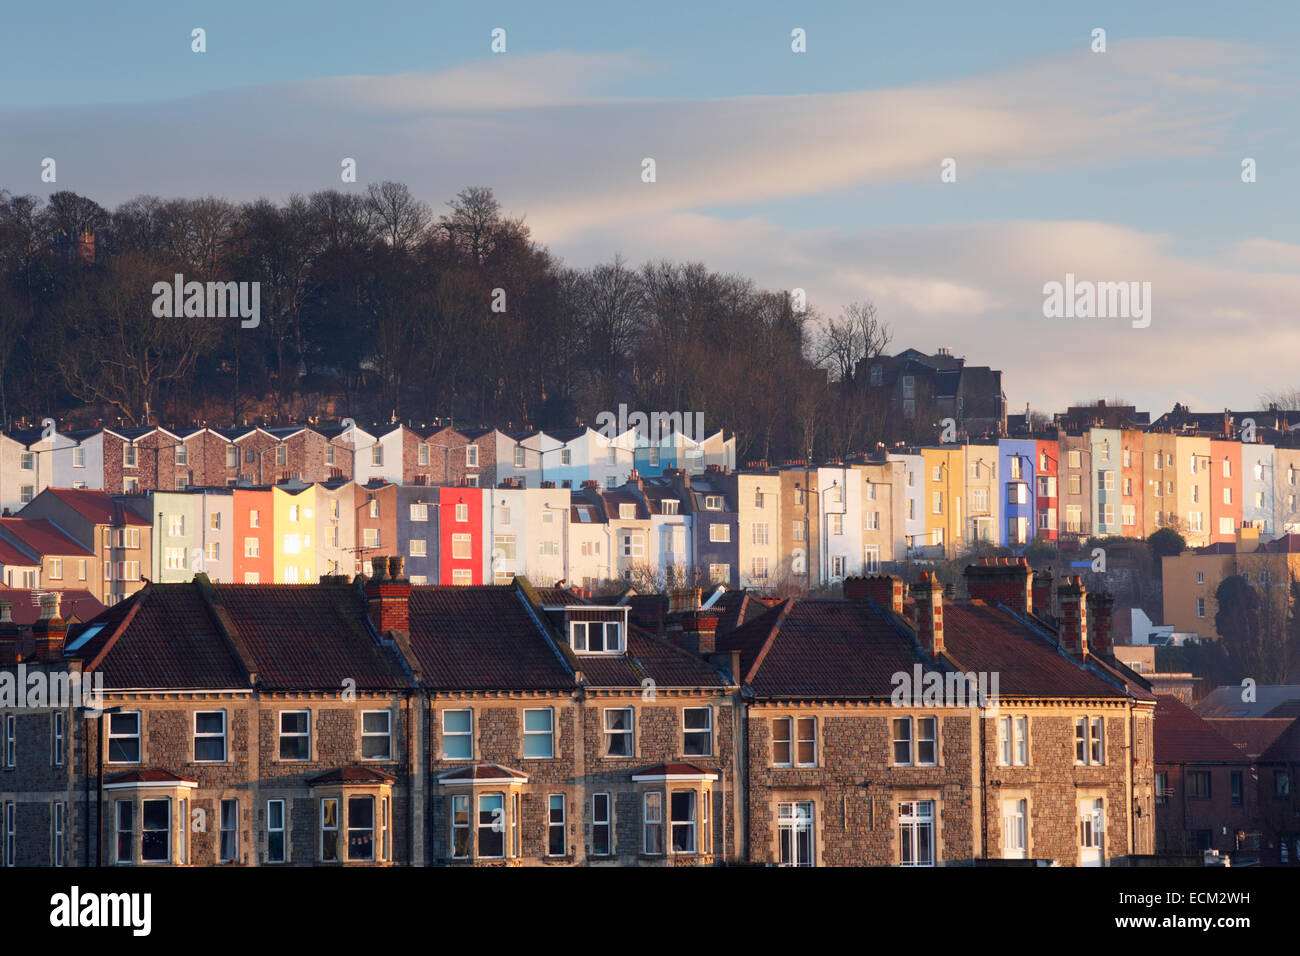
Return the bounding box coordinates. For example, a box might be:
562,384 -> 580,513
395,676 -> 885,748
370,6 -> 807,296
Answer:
65,622 -> 106,653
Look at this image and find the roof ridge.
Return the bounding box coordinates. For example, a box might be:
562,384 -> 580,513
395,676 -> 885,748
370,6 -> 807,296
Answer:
83,588 -> 148,673
193,575 -> 259,687
744,599 -> 794,684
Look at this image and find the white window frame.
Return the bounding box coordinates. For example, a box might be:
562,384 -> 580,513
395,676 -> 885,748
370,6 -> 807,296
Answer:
523,707 -> 555,759
683,707 -> 713,757
279,710 -> 311,761
899,800 -> 935,866
194,710 -> 227,763
603,707 -> 634,757
267,799 -> 286,863
361,710 -> 392,760
442,709 -> 473,760
107,711 -> 141,764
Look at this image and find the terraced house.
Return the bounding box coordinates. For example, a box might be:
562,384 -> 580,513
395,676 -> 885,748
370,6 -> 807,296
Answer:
716,560 -> 1155,866
0,559 -> 743,867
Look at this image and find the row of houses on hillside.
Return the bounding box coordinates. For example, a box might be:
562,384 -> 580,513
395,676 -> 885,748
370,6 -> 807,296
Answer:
0,421 -> 735,516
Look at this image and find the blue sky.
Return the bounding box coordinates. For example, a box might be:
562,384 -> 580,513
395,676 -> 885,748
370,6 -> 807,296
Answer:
3,0 -> 1299,412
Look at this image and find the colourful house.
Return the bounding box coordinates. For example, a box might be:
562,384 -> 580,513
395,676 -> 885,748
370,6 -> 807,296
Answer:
439,485 -> 483,585
232,487 -> 273,584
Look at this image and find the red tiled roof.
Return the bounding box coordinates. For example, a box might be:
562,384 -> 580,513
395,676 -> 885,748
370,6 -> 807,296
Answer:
0,537 -> 38,566
941,603 -> 1129,699
0,587 -> 103,625
579,627 -> 727,688
74,586 -> 249,690
104,769 -> 197,786
308,767 -> 396,785
437,764 -> 528,782
408,586 -> 574,691
1205,718 -> 1295,759
1154,695 -> 1250,764
0,518 -> 94,557
1260,718 -> 1300,762
208,584 -> 409,691
43,488 -> 150,526
717,599 -> 922,698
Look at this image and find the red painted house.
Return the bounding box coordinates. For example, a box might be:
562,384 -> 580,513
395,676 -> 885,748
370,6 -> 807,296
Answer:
1035,438 -> 1059,542
439,486 -> 483,585
232,488 -> 273,584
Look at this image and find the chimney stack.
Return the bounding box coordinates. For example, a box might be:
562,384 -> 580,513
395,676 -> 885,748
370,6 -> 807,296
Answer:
964,557 -> 1031,615
1032,569 -> 1054,619
911,573 -> 944,657
33,593 -> 67,662
1086,591 -> 1114,655
680,611 -> 719,656
845,575 -> 904,615
1057,575 -> 1088,658
0,599 -> 20,663
364,556 -> 410,635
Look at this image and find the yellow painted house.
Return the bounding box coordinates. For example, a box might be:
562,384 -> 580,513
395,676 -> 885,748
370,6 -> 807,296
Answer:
272,484 -> 318,583
922,446 -> 965,556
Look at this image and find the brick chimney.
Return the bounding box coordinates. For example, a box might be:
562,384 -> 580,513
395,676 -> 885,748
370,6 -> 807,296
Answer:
1032,568 -> 1054,618
680,612 -> 719,656
911,573 -> 944,657
846,575 -> 904,615
1057,575 -> 1088,658
0,599 -> 20,663
1086,591 -> 1113,655
964,557 -> 1031,614
33,593 -> 68,662
365,556 -> 410,635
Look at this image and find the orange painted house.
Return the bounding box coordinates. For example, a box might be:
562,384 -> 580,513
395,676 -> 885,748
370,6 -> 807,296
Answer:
1210,438 -> 1242,544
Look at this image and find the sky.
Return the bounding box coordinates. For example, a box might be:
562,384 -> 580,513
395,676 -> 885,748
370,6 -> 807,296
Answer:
2,0 -> 1298,415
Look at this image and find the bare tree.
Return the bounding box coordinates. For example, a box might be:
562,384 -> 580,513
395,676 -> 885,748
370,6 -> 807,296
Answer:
1260,388 -> 1300,411
813,300 -> 892,385
57,253 -> 219,424
366,181 -> 430,251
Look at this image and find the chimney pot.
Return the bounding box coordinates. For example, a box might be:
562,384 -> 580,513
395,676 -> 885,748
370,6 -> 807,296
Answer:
1057,575 -> 1088,658
911,574 -> 944,657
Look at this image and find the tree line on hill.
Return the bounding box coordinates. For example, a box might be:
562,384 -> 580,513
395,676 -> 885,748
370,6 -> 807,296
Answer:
1,184 -> 922,464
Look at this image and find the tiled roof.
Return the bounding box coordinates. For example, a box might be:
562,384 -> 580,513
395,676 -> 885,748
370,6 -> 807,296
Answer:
1153,695 -> 1249,764
407,586 -> 573,691
1259,718 -> 1300,762
0,537 -> 37,566
1263,699 -> 1300,719
104,769 -> 197,786
579,627 -> 726,688
718,599 -> 923,698
711,591 -> 775,635
942,602 -> 1129,699
0,587 -> 103,625
1204,718 -> 1295,759
308,767 -> 396,785
438,764 -> 528,782
208,584 -> 409,691
0,518 -> 94,557
43,488 -> 151,526
74,586 -> 249,690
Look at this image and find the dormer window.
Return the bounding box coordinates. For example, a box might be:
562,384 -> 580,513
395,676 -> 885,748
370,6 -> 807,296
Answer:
571,620 -> 624,654
662,500 -> 679,515
704,495 -> 723,511
619,503 -> 635,520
